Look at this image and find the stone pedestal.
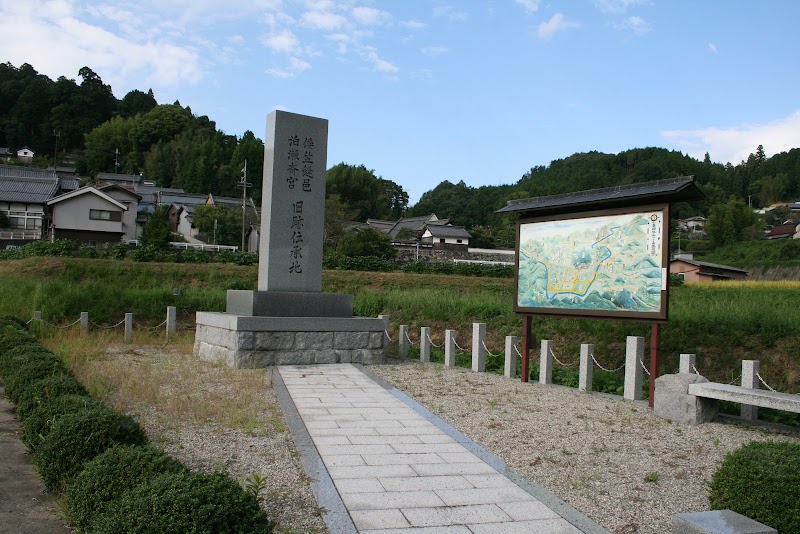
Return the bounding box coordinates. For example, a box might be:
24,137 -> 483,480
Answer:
195,312 -> 386,368
654,373 -> 718,425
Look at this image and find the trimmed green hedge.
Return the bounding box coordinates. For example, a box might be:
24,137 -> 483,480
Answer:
709,441 -> 800,533
15,373 -> 87,419
93,471 -> 273,534
4,355 -> 69,403
36,406 -> 148,491
22,394 -> 99,451
67,444 -> 187,531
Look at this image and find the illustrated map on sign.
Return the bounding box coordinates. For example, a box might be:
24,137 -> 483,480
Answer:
517,210 -> 664,314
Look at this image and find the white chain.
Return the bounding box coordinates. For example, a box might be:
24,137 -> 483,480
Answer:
482,340 -> 499,357
91,318 -> 127,330
426,334 -> 441,348
727,374 -> 742,385
453,338 -> 467,351
513,344 -> 522,357
755,371 -> 779,393
692,364 -> 700,375
550,348 -> 577,368
591,353 -> 626,373
146,319 -> 169,330
405,330 -> 417,346
384,329 -> 394,342
639,359 -> 651,376
48,317 -> 83,329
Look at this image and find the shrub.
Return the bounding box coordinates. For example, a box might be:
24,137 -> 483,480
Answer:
93,471 -> 273,534
0,315 -> 29,330
22,394 -> 99,451
36,407 -> 148,491
15,373 -> 87,420
709,441 -> 800,533
67,444 -> 187,531
0,325 -> 37,359
110,242 -> 129,260
4,355 -> 70,403
0,342 -> 54,379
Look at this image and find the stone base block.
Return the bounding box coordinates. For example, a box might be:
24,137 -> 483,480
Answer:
654,373 -> 718,425
226,290 -> 353,317
194,312 -> 386,368
671,510 -> 777,534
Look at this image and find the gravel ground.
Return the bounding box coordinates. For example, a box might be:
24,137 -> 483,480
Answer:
368,361 -> 800,534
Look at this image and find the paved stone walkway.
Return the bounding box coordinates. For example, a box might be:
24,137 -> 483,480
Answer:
277,364 -> 610,534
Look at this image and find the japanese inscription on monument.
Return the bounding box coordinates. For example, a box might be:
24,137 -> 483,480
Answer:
259,111 -> 328,293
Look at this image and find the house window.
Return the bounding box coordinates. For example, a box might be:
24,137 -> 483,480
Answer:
439,238 -> 445,244
456,239 -> 463,244
4,209 -> 42,229
89,209 -> 122,222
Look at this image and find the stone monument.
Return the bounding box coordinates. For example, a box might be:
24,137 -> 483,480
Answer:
194,110 -> 386,367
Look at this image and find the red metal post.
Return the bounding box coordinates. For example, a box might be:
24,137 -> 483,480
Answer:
649,322 -> 661,408
521,315 -> 531,382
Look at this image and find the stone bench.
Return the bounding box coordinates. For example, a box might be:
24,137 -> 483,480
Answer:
672,510 -> 776,534
688,382 -> 800,413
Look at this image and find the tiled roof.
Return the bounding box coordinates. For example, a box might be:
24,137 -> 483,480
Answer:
0,178 -> 59,203
497,176 -> 704,216
97,172 -> 141,184
0,164 -> 58,180
160,193 -> 208,206
424,225 -> 472,238
670,258 -> 748,274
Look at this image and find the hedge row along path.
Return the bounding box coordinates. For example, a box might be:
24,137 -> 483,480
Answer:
0,385 -> 71,534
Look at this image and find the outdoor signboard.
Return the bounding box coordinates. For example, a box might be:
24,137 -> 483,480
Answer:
515,203 -> 670,321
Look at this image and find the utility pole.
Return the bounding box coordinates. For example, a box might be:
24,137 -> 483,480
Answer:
52,130 -> 60,174
238,160 -> 252,252
114,148 -> 120,174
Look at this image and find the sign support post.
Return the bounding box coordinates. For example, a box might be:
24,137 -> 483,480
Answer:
521,315 -> 532,382
649,322 -> 661,408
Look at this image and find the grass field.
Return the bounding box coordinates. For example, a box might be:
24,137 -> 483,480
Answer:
1,257 -> 798,392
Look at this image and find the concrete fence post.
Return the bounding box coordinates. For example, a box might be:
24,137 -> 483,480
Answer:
472,322 -> 486,372
579,343 -> 593,392
624,336 -> 645,400
420,327 -> 431,363
124,313 -> 133,343
539,339 -> 553,385
80,312 -> 89,332
680,354 -> 696,374
741,360 -> 759,421
399,325 -> 409,357
166,306 -> 176,341
378,315 -> 390,347
34,310 -> 42,321
504,335 -> 518,378
444,329 -> 456,368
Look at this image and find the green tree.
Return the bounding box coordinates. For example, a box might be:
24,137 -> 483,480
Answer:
324,194 -> 355,251
326,163 -> 408,221
118,89 -> 157,118
193,205 -> 243,246
79,116 -> 137,177
336,228 -> 396,259
140,205 -> 172,249
706,197 -> 759,248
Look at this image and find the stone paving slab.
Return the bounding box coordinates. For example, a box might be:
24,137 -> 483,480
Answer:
276,364 -> 612,533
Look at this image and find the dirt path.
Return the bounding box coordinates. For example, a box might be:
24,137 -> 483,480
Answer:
0,386 -> 71,534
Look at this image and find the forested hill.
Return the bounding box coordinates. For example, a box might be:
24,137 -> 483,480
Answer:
3,62 -> 799,249
410,146 -> 800,247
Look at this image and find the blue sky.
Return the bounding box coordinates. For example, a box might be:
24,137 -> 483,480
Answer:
3,0 -> 799,204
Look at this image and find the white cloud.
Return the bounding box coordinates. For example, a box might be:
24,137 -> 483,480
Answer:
352,6 -> 391,26
400,19 -> 426,30
266,56 -> 312,78
708,42 -> 718,53
421,46 -> 448,57
614,15 -> 651,34
662,110 -> 800,165
261,29 -> 300,53
0,0 -> 204,90
537,13 -> 580,40
433,5 -> 467,22
593,0 -> 649,14
514,0 -> 540,14
300,10 -> 347,30
359,45 -> 399,75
